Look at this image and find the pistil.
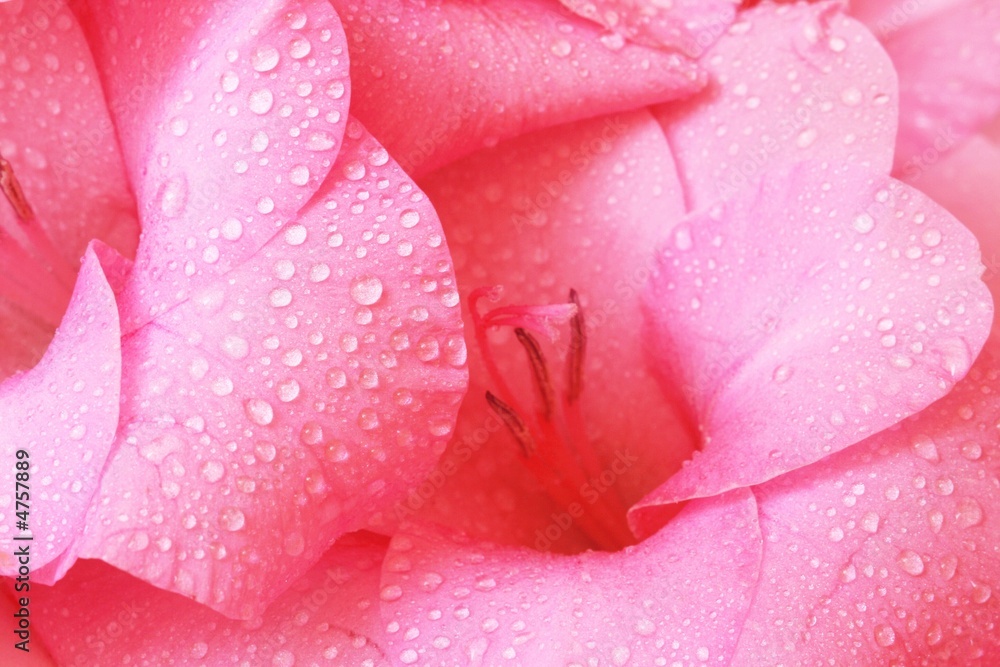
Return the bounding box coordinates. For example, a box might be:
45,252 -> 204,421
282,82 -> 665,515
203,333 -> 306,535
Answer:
472,287 -> 636,552
0,153 -> 74,326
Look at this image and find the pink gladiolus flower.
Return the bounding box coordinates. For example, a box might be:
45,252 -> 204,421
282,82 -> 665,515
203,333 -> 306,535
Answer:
3,0 -> 1000,665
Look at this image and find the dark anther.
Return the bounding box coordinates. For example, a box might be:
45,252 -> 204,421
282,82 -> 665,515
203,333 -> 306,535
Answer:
485,391 -> 535,457
566,288 -> 586,403
514,327 -> 555,421
0,154 -> 36,223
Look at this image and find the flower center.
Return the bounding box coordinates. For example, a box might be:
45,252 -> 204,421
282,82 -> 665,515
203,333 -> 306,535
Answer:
0,153 -> 75,326
471,286 -> 636,552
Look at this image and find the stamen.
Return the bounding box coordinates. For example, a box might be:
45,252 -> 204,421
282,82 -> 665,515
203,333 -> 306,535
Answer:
0,152 -> 75,325
514,328 -> 555,421
470,285 -> 577,342
566,288 -> 586,404
485,391 -> 535,457
474,286 -> 637,552
0,154 -> 36,222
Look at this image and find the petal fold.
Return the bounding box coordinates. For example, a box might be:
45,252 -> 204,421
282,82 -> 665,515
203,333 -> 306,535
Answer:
853,0 -> 1000,172
70,0 -> 351,328
0,245 -> 122,582
331,0 -> 708,177
632,161 -> 993,533
732,334 -> 1000,665
380,490 -> 761,666
29,534 -> 390,666
558,0 -> 739,55
76,121 -> 467,620
655,1 -> 897,212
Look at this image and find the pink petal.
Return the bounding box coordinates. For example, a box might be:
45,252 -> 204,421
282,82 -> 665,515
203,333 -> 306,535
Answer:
330,0 -> 707,177
70,0 -> 351,327
732,335 -> 1000,665
380,490 -> 760,665
853,0 -> 1000,172
75,120 -> 467,620
0,245 -> 121,582
405,111 -> 694,550
655,1 -> 898,212
632,161 -> 993,535
0,0 -> 139,374
903,134 -> 1000,328
29,533 -> 391,665
558,0 -> 739,55
849,0 -> 960,31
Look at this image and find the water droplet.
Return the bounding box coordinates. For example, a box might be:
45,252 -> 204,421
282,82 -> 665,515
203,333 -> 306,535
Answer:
284,532 -> 305,556
139,434 -> 182,464
934,477 -> 955,496
416,336 -> 440,362
971,581 -> 992,604
221,334 -> 250,359
350,276 -> 383,305
359,368 -> 379,389
270,288 -> 293,308
938,553 -> 958,580
300,422 -> 324,445
925,623 -> 943,647
911,434 -> 939,462
251,45 -> 280,71
255,441 -> 277,463
897,550 -> 925,576
306,132 -> 336,151
550,39 -> 572,57
380,584 -> 403,601
248,89 -> 275,114
245,398 -> 274,426
796,128 -> 818,148
343,161 -> 365,180
219,506 -> 246,531
277,378 -> 301,402
960,441 -> 983,460
399,209 -> 420,228
772,364 -> 792,383
221,70 -> 240,92
289,36 -> 312,58
289,165 -> 310,186
158,176 -> 188,218
326,368 -> 347,388
201,460 -> 225,483
852,214 -> 875,234
325,81 -> 346,99
955,497 -> 983,528
874,624 -> 896,647
358,408 -> 379,430
860,512 -> 880,533
221,218 -> 243,241
169,116 -> 189,137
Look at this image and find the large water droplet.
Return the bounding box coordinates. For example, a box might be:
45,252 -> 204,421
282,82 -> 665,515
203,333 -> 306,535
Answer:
897,550 -> 925,576
251,45 -> 280,72
245,398 -> 275,426
350,276 -> 384,305
219,506 -> 246,531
